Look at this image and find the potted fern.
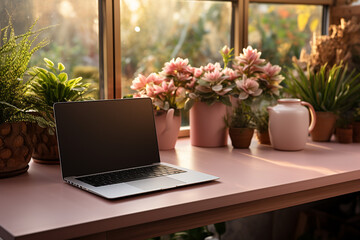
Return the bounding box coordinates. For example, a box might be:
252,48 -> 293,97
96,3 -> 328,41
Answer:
0,20 -> 50,177
285,62 -> 360,142
28,58 -> 93,164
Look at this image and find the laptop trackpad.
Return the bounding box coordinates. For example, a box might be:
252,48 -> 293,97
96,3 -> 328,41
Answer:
127,177 -> 186,191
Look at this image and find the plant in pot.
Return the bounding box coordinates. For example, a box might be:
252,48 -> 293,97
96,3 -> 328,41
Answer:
130,58 -> 193,150
228,46 -> 284,148
226,101 -> 255,148
28,58 -> 93,163
0,20 -> 50,177
253,106 -> 271,145
284,62 -> 360,142
352,107 -> 360,142
335,110 -> 355,144
184,46 -> 243,148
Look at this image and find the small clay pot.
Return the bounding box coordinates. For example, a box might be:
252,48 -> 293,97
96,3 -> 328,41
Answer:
311,112 -> 337,142
256,130 -> 271,145
229,128 -> 254,149
352,122 -> 360,143
335,127 -> 353,144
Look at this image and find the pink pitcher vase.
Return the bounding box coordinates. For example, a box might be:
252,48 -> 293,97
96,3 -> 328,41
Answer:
154,109 -> 181,150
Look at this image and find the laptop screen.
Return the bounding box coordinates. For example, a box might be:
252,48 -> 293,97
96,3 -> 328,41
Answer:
54,98 -> 160,178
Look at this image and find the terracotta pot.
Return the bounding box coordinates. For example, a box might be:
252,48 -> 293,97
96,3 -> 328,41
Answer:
154,109 -> 181,150
0,122 -> 34,178
311,112 -> 337,142
229,128 -> 254,149
256,130 -> 271,145
190,102 -> 228,147
32,124 -> 59,164
335,127 -> 353,144
353,122 -> 360,143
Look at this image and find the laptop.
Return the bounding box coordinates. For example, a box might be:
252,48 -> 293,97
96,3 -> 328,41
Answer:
53,98 -> 218,199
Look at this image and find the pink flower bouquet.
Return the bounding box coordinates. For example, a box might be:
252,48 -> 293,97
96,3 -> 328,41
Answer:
227,46 -> 284,129
232,46 -> 284,102
130,58 -> 194,112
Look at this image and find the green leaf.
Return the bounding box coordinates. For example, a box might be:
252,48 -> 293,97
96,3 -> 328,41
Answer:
58,72 -> 68,82
44,57 -> 54,68
58,62 -> 65,72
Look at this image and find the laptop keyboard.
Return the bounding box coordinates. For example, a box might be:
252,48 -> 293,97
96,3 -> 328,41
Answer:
76,165 -> 186,187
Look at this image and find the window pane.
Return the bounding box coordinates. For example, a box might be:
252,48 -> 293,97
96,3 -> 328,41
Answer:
0,0 -> 102,99
120,0 -> 231,126
248,4 -> 323,67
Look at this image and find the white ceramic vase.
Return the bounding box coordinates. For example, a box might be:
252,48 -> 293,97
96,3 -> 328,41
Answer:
268,98 -> 316,151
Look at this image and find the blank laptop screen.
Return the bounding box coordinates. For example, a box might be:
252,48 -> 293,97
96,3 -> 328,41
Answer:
54,98 -> 160,178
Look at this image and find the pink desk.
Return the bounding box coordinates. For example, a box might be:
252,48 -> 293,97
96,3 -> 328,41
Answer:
1,138 -> 360,240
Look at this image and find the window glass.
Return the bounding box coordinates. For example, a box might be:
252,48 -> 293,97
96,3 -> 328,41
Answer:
120,0 -> 231,126
0,0 -> 101,99
248,4 -> 322,67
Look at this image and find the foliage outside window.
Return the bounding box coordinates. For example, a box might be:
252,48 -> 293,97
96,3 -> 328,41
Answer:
248,4 -> 323,67
0,0 -> 101,99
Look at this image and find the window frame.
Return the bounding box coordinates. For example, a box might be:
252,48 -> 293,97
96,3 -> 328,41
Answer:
101,0 -> 333,99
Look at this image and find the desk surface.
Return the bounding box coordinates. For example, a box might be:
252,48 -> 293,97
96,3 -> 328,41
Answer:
1,139 -> 360,240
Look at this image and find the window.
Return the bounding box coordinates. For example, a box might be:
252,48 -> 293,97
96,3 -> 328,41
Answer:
0,0 -> 102,99
119,0 -> 232,126
248,4 -> 323,67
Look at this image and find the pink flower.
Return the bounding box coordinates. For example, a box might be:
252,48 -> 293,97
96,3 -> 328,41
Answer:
220,45 -> 231,55
203,62 -> 222,72
153,80 -> 176,95
235,46 -> 265,67
201,69 -> 223,83
186,78 -> 197,89
176,72 -> 192,82
192,67 -> 203,78
130,74 -> 148,90
147,73 -> 165,85
236,75 -> 263,100
162,57 -> 191,76
222,68 -> 239,81
259,63 -> 284,83
145,84 -> 155,97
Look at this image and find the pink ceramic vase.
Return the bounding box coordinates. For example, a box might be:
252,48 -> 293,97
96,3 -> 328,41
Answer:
190,102 -> 228,147
268,98 -> 316,151
154,109 -> 181,150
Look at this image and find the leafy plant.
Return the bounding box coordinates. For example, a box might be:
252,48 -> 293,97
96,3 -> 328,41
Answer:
253,108 -> 269,133
226,102 -> 255,129
284,62 -> 360,114
0,18 -> 50,126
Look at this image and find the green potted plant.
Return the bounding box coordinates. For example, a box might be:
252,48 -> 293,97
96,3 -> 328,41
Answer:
227,46 -> 284,148
0,20 -> 50,177
28,58 -> 93,163
226,102 -> 255,149
335,110 -> 354,144
285,62 -> 360,142
253,107 -> 271,145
